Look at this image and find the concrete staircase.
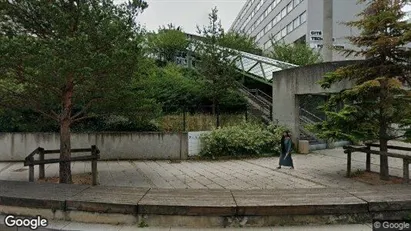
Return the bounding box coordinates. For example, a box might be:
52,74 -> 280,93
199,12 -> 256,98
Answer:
238,82 -> 324,144
237,83 -> 272,124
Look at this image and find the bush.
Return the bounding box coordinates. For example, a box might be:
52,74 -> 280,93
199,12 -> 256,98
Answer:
200,122 -> 287,158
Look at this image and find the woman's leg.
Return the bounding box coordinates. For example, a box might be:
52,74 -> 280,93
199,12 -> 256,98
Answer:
277,154 -> 282,169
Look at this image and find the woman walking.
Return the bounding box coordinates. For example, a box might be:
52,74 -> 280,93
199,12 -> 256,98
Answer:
277,131 -> 294,169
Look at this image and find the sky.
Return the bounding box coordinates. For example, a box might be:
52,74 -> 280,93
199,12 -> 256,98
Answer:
114,0 -> 411,34
114,0 -> 246,34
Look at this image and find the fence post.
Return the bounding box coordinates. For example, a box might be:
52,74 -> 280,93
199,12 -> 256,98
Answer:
346,149 -> 352,178
403,159 -> 409,184
29,156 -> 34,182
216,104 -> 220,127
183,109 -> 187,131
39,148 -> 45,179
245,104 -> 248,122
91,145 -> 98,186
365,144 -> 371,172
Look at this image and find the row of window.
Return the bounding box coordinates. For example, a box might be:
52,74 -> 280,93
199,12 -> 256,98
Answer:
235,0 -> 256,30
254,0 -> 304,40
263,11 -> 307,49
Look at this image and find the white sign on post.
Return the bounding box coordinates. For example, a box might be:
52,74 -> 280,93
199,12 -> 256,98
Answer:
188,131 -> 211,156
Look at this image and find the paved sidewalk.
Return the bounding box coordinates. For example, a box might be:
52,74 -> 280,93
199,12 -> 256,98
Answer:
0,220 -> 373,231
0,142 -> 408,189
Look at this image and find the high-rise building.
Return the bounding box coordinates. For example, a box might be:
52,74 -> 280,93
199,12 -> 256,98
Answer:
229,0 -> 367,61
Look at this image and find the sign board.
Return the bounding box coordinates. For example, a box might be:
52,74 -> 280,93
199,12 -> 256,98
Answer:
188,131 -> 211,156
310,36 -> 323,41
310,30 -> 322,36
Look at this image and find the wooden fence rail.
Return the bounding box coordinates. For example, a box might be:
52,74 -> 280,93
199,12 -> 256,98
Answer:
24,145 -> 100,185
343,144 -> 411,184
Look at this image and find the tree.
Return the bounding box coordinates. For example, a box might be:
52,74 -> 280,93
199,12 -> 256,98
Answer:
267,40 -> 322,66
0,0 -> 148,183
146,24 -> 190,63
195,7 -> 238,116
314,0 -> 411,180
218,31 -> 262,55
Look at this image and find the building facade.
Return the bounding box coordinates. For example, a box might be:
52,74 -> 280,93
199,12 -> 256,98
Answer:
229,0 -> 367,61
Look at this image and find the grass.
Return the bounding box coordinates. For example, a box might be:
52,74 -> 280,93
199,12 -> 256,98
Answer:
349,169 -> 365,178
158,113 -> 258,132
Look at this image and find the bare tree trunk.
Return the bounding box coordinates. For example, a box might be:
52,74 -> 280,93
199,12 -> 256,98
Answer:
379,82 -> 389,181
59,80 -> 74,184
379,124 -> 389,181
59,118 -> 72,184
212,97 -> 216,115
379,138 -> 389,180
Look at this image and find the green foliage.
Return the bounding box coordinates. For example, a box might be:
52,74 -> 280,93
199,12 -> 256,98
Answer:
146,25 -> 190,63
0,0 -> 148,123
200,122 -> 287,158
195,7 -> 239,112
266,41 -> 322,66
218,31 -> 262,55
315,0 -> 411,144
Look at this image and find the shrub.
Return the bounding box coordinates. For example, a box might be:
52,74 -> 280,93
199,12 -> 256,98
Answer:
200,122 -> 287,158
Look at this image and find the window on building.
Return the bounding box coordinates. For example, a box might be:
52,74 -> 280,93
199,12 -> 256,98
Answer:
293,17 -> 300,29
287,23 -> 293,33
281,8 -> 287,18
264,40 -> 272,50
275,13 -> 281,24
281,27 -> 287,37
300,11 -> 307,23
252,10 -> 255,17
275,32 -> 281,41
287,2 -> 293,13
293,0 -> 301,6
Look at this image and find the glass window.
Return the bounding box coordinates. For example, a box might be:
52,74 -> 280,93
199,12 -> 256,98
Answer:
287,23 -> 293,33
287,3 -> 293,13
275,32 -> 281,41
293,17 -> 300,28
252,10 -> 255,17
281,8 -> 287,18
294,0 -> 300,6
281,27 -> 287,37
276,13 -> 281,23
264,41 -> 270,50
300,11 -> 307,23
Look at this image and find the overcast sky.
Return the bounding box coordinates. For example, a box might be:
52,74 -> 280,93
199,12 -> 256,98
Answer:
114,0 -> 411,34
114,0 -> 246,34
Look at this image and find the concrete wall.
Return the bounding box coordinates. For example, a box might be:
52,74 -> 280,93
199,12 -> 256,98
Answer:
0,132 -> 188,161
272,61 -> 360,142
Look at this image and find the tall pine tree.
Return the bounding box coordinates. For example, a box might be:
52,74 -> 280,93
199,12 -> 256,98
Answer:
315,0 -> 411,180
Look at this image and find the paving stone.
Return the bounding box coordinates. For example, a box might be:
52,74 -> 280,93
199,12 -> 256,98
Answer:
66,186 -> 149,214
138,188 -> 236,216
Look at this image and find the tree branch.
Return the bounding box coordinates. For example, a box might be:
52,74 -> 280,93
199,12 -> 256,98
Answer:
71,115 -> 96,123
70,98 -> 102,120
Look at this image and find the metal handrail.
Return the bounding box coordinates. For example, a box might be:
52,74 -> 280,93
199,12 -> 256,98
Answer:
300,107 -> 323,122
239,86 -> 271,109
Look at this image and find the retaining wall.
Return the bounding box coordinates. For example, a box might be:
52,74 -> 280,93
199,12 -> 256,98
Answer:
0,132 -> 188,161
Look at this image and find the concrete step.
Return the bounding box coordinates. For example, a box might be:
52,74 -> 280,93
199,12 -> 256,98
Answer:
1,180 -> 411,228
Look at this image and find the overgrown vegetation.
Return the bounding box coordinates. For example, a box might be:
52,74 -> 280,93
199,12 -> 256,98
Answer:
266,41 -> 322,66
313,0 -> 411,181
200,123 -> 287,158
